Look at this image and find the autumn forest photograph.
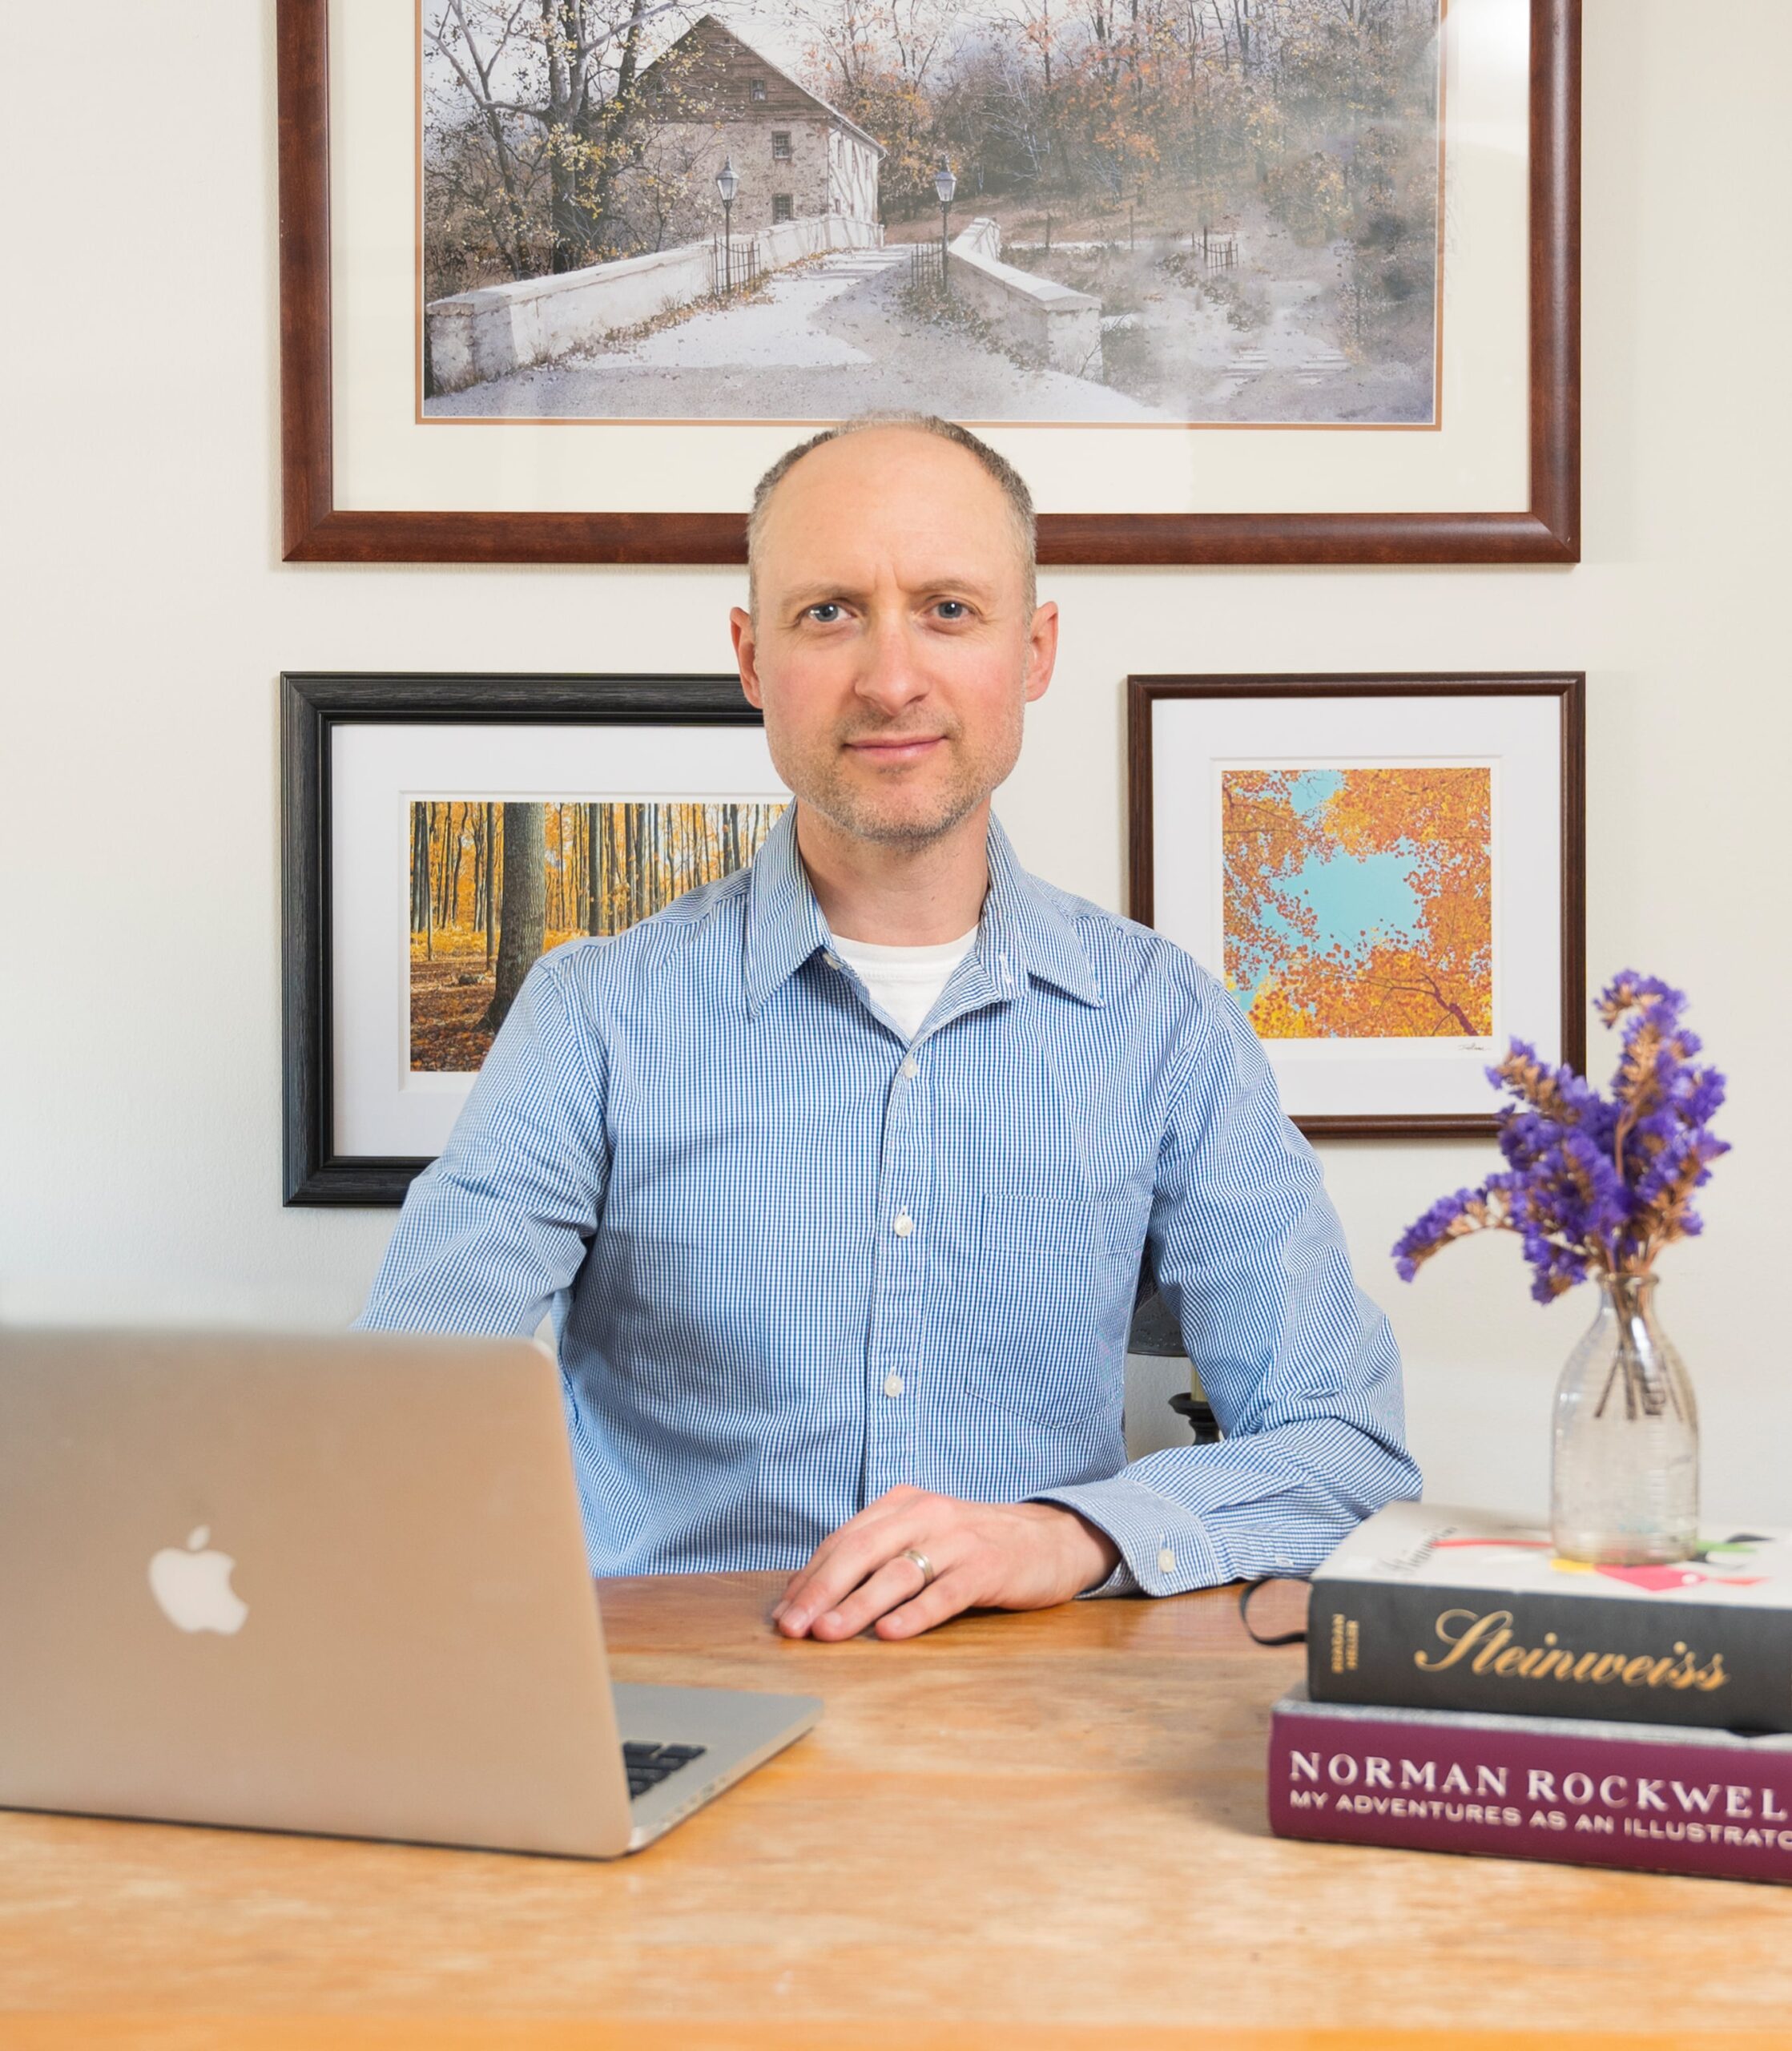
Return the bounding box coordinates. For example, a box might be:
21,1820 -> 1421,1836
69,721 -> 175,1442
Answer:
409,797 -> 785,1070
1220,764 -> 1494,1042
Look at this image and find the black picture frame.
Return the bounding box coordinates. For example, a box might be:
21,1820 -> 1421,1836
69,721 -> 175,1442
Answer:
1127,671 -> 1586,1140
280,671 -> 763,1206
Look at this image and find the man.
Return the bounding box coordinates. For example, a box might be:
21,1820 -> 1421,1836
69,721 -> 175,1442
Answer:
360,412 -> 1419,1642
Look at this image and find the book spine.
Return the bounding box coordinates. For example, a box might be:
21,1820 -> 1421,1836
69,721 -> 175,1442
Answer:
1307,1576 -> 1792,1733
1267,1701 -> 1792,1884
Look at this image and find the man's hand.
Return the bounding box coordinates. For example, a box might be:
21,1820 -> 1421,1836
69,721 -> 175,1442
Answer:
771,1487 -> 1122,1641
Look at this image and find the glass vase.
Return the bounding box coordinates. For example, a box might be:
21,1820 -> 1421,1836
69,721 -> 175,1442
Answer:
1551,1271 -> 1698,1565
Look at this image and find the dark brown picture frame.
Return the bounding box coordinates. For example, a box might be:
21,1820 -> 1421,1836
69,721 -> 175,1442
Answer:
1127,672 -> 1585,1140
276,0 -> 1580,567
281,671 -> 763,1206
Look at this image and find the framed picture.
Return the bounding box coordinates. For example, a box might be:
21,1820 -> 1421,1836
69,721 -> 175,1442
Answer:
1128,673 -> 1585,1138
276,0 -> 1578,566
281,672 -> 786,1204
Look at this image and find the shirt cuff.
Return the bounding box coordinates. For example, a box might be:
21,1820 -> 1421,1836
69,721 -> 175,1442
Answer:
1029,1475 -> 1229,1600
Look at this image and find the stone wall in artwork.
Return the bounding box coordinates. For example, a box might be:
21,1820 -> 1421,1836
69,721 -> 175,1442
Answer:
944,220 -> 1104,380
425,212 -> 884,392
651,115 -> 831,237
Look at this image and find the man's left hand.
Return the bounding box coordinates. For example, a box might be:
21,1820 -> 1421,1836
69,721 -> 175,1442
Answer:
771,1486 -> 1122,1640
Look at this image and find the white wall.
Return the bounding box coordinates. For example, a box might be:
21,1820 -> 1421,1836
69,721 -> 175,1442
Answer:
5,3 -> 1789,1526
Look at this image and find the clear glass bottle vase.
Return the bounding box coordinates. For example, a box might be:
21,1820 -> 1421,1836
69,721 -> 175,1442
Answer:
1551,1270 -> 1698,1565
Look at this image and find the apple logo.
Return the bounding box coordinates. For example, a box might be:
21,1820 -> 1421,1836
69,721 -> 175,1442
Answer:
147,1525 -> 249,1635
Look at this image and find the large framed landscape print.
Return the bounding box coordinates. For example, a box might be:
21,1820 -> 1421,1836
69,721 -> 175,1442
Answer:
1130,673 -> 1585,1138
277,0 -> 1579,564
281,672 -> 786,1203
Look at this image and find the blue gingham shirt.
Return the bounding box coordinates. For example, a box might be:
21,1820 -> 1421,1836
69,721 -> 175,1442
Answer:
360,806 -> 1419,1596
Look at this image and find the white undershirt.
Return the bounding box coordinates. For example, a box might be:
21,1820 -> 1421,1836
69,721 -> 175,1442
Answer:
831,927 -> 980,1041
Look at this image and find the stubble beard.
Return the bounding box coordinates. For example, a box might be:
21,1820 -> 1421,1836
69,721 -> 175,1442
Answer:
790,707 -> 1023,848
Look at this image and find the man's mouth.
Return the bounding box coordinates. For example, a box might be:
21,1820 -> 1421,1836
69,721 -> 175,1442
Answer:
844,733 -> 947,764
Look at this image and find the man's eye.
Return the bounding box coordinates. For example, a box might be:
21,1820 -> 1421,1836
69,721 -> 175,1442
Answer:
934,600 -> 968,620
804,602 -> 844,624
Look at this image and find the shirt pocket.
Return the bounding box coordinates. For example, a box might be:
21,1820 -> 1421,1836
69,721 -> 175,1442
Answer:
953,1182 -> 1150,1427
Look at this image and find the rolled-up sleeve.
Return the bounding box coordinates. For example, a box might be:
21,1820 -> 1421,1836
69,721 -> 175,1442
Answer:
356,953 -> 611,1340
1032,979 -> 1421,1596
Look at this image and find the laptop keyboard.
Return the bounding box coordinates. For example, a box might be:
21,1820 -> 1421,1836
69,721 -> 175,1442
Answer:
623,1740 -> 707,1801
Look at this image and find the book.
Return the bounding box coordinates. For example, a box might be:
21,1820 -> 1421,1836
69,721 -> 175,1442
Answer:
1307,1501 -> 1792,1734
1268,1685 -> 1792,1885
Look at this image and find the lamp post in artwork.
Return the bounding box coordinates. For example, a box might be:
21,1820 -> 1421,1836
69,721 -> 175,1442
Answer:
716,155 -> 739,295
935,159 -> 956,296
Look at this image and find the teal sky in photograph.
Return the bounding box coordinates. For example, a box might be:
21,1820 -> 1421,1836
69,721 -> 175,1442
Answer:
1228,770 -> 1428,1017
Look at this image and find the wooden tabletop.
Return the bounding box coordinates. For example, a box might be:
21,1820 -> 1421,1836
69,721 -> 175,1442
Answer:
2,1573 -> 1789,2050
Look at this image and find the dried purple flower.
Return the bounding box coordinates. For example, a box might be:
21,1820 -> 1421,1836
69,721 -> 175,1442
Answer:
1392,971 -> 1727,1300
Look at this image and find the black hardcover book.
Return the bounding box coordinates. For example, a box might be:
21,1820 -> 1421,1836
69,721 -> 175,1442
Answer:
1307,1502 -> 1792,1735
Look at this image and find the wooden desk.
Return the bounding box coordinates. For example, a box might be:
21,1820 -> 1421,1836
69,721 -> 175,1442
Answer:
3,1574 -> 1789,2050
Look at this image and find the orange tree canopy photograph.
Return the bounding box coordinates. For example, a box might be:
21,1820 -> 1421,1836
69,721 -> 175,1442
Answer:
1220,764 -> 1493,1041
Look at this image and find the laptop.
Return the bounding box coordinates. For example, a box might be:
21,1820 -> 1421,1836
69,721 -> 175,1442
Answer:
0,1328 -> 820,1857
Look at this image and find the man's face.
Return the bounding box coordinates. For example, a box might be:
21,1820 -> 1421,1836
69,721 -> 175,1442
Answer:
731,429 -> 1057,847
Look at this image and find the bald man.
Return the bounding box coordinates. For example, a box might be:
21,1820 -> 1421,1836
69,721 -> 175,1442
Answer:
360,411 -> 1419,1640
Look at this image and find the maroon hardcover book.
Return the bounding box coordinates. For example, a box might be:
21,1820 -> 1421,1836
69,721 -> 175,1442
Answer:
1268,1685 -> 1792,1885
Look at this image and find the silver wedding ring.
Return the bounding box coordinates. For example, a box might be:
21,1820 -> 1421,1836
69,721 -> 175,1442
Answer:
900,1546 -> 936,1587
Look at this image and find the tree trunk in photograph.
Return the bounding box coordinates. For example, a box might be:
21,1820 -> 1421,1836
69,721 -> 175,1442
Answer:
482,804 -> 496,969
471,807 -> 484,953
447,803 -> 465,928
409,806 -> 429,935
586,803 -> 606,935
482,802 -> 546,1035
429,805 -> 442,928
422,803 -> 436,961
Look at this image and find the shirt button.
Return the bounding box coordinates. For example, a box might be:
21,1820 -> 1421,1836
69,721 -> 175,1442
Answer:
823,951 -> 842,969
1157,1548 -> 1177,1575
883,1372 -> 904,1397
892,1211 -> 914,1237
900,1057 -> 919,1080
1275,1555 -> 1293,1570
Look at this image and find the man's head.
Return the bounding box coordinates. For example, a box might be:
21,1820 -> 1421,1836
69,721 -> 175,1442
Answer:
731,413 -> 1056,850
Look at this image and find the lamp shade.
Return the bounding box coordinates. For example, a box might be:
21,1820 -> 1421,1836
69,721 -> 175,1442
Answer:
934,161 -> 956,206
716,155 -> 739,204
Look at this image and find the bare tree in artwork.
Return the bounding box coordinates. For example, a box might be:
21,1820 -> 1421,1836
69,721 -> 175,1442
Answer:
482,801 -> 548,1034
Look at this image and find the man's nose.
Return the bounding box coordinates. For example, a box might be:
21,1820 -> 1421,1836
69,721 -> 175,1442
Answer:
853,612 -> 930,718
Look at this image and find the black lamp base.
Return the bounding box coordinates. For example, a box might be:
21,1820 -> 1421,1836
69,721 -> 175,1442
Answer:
1167,1392 -> 1221,1444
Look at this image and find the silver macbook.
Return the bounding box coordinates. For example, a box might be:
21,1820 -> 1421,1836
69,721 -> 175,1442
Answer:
0,1328 -> 820,1857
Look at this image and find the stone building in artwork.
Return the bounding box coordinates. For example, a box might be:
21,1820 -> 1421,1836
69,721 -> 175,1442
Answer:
630,14 -> 884,240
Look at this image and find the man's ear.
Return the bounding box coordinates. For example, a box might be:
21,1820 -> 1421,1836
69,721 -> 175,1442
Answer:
1023,599 -> 1059,705
730,606 -> 763,709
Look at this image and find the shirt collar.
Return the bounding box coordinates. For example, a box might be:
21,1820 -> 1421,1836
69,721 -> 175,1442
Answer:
743,804 -> 836,1017
743,804 -> 1102,1017
977,812 -> 1103,1008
